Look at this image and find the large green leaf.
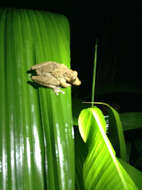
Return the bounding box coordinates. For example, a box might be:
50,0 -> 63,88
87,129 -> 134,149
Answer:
0,8 -> 74,190
78,107 -> 139,190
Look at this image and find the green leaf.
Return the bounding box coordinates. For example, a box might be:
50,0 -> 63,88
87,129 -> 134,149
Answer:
119,159 -> 142,190
81,102 -> 127,161
74,127 -> 86,190
78,107 -> 139,190
0,8 -> 74,190
120,112 -> 142,131
104,103 -> 127,161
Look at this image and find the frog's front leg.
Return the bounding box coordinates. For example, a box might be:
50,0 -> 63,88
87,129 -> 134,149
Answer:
47,85 -> 65,95
60,78 -> 71,88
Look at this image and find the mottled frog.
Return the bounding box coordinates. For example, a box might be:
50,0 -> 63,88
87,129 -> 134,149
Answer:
31,61 -> 81,95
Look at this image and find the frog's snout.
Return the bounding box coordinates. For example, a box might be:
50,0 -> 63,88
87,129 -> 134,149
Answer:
72,78 -> 81,86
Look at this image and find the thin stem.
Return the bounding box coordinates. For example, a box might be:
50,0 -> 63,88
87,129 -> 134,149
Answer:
91,39 -> 98,107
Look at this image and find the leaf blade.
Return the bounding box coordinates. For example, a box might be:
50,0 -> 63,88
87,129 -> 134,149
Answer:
78,107 -> 139,190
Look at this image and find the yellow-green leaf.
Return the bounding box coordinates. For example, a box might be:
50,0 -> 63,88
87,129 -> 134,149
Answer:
78,107 -> 139,190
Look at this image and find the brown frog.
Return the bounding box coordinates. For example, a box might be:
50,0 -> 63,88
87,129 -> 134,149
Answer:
31,61 -> 81,95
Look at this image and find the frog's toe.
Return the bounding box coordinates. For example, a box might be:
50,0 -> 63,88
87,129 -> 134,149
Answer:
53,87 -> 65,95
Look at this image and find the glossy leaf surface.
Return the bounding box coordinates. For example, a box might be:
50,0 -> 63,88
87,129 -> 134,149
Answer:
0,8 -> 74,190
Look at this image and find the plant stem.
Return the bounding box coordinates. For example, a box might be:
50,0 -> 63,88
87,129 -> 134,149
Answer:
91,39 -> 98,107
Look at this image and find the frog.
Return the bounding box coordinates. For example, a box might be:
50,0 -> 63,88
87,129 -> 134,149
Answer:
31,61 -> 81,95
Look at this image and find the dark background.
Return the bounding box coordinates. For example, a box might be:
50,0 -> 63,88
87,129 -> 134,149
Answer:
0,2 -> 140,111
